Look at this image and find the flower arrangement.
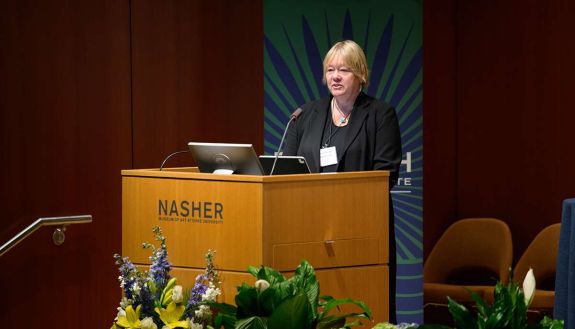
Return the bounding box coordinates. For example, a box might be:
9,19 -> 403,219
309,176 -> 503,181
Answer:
110,227 -> 375,329
393,269 -> 563,329
442,268 -> 563,329
110,226 -> 220,329
206,260 -> 372,329
372,269 -> 564,329
111,227 -> 564,329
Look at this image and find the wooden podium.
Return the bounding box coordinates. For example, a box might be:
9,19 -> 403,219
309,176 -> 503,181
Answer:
122,168 -> 390,323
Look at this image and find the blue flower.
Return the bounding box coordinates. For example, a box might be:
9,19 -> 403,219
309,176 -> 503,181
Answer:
143,227 -> 172,289
114,254 -> 138,300
149,248 -> 171,288
187,274 -> 208,309
136,283 -> 156,318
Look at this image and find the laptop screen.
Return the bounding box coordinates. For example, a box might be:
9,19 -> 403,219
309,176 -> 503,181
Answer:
258,155 -> 311,175
187,142 -> 264,175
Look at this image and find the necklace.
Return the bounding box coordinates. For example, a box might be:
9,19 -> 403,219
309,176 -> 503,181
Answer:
332,98 -> 351,125
322,120 -> 343,148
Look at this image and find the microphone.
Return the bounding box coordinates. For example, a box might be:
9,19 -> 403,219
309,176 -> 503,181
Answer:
159,150 -> 190,171
269,108 -> 303,175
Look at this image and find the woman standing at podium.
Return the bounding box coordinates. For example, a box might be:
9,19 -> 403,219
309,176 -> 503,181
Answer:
283,40 -> 402,322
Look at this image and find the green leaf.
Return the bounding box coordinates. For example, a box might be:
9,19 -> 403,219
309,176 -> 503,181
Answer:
316,313 -> 369,329
483,312 -> 504,329
470,291 -> 490,318
294,260 -> 313,275
273,279 -> 297,301
236,284 -> 260,318
247,266 -> 260,277
267,292 -> 313,329
235,316 -> 268,329
247,265 -> 285,286
301,280 -> 319,318
315,314 -> 346,329
256,266 -> 285,286
319,295 -> 334,306
206,301 -> 237,315
292,261 -> 320,316
258,287 -> 282,315
447,297 -> 476,329
318,297 -> 372,320
213,312 -> 236,329
341,319 -> 364,328
539,316 -> 564,329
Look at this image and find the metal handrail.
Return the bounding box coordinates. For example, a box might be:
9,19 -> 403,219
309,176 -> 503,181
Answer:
0,215 -> 92,257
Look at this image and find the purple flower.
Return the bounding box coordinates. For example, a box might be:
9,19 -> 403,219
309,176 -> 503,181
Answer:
149,248 -> 171,287
188,274 -> 208,309
143,227 -> 172,288
114,254 -> 138,300
136,283 -> 155,317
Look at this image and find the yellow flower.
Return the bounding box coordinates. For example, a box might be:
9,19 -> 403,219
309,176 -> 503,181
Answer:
116,305 -> 142,328
160,278 -> 178,307
155,301 -> 190,328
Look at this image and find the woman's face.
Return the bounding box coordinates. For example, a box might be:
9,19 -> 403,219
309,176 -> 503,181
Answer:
325,54 -> 361,99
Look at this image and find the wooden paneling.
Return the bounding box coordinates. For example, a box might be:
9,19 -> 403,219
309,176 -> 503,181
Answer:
423,0 -> 575,263
0,0 -> 131,327
314,265 -> 390,325
122,174 -> 265,271
122,169 -> 389,271
422,0 -> 458,260
455,0 -> 575,258
130,0 -> 264,169
1,1 -> 263,327
123,169 -> 391,323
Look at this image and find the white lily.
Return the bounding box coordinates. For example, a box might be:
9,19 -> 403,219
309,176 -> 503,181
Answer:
255,279 -> 270,292
172,285 -> 184,303
141,317 -> 158,329
189,320 -> 204,329
522,268 -> 536,306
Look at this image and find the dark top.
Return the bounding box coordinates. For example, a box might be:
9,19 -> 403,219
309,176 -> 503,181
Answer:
320,119 -> 348,173
283,92 -> 402,187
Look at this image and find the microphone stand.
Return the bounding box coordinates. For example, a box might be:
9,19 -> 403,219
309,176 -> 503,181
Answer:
269,108 -> 302,176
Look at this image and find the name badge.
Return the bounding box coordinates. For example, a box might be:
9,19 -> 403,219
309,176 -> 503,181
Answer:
320,146 -> 338,167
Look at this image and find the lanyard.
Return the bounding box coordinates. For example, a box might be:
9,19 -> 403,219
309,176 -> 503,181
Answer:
322,122 -> 343,148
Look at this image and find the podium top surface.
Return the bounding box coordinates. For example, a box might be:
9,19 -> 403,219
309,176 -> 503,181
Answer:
121,167 -> 389,183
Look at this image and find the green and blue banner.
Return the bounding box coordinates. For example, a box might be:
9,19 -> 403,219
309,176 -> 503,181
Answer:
264,0 -> 423,323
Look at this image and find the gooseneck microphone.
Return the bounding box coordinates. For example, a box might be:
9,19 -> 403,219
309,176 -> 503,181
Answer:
159,150 -> 190,171
269,107 -> 303,175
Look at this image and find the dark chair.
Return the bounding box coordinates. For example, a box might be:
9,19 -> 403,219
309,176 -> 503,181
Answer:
424,218 -> 513,306
483,223 -> 560,314
515,223 -> 560,310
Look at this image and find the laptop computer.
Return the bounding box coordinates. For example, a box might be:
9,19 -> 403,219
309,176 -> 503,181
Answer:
258,155 -> 311,175
187,142 -> 265,175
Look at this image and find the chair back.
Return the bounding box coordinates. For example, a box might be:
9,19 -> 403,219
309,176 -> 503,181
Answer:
514,223 -> 561,289
424,217 -> 513,284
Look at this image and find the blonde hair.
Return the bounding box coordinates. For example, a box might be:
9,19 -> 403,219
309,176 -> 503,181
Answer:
322,40 -> 369,88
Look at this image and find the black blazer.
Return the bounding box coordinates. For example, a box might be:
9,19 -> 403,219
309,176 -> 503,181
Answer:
283,92 -> 402,187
